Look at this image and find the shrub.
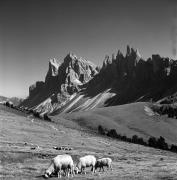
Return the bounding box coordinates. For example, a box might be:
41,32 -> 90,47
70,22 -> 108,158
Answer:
148,137 -> 158,148
157,136 -> 168,150
33,111 -> 40,118
121,135 -> 128,141
132,135 -> 138,143
131,135 -> 147,146
6,101 -> 10,107
107,129 -> 118,138
98,125 -> 106,135
170,144 -> 177,152
137,137 -> 147,146
44,114 -> 51,121
126,137 -> 132,143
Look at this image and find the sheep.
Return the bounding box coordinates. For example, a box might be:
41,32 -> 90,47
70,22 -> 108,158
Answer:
44,154 -> 74,178
95,157 -> 112,172
73,165 -> 79,175
77,155 -> 96,174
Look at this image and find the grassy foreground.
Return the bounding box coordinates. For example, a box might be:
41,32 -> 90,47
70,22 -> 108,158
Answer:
1,104 -> 177,179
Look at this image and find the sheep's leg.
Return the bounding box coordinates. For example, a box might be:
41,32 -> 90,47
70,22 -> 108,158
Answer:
71,166 -> 74,177
70,169 -> 73,177
99,167 -> 101,172
101,166 -> 104,172
84,168 -> 86,174
58,168 -> 62,179
68,168 -> 71,177
63,169 -> 66,176
83,167 -> 86,174
92,166 -> 95,173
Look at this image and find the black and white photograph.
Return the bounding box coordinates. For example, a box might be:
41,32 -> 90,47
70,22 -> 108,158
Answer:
1,0 -> 177,179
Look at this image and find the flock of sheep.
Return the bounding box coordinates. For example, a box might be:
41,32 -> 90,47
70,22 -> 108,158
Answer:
44,154 -> 112,178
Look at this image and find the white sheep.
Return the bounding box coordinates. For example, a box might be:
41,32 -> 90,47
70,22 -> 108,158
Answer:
77,155 -> 96,174
95,157 -> 112,172
44,154 -> 74,178
73,164 -> 79,175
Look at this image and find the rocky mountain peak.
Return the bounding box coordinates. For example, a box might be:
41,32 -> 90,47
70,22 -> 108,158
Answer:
135,49 -> 141,59
126,45 -> 131,56
21,45 -> 177,115
102,55 -> 112,69
45,58 -> 60,82
50,57 -> 59,66
126,46 -> 141,60
116,50 -> 124,59
64,53 -> 77,64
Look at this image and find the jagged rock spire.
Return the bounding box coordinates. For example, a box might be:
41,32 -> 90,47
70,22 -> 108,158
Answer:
45,58 -> 60,84
126,45 -> 131,56
102,55 -> 112,69
48,58 -> 60,76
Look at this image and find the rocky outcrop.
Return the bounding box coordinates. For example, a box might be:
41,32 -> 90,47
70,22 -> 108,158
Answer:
44,58 -> 60,93
21,53 -> 98,113
56,53 -> 98,95
20,46 -> 177,115
29,81 -> 45,98
126,45 -> 141,77
45,58 -> 60,82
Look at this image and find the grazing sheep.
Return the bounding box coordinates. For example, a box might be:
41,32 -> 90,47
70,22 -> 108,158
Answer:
77,155 -> 96,174
44,154 -> 74,178
95,157 -> 112,172
73,165 -> 79,175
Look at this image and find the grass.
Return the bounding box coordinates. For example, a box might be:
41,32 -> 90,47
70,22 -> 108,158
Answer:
1,104 -> 177,179
61,102 -> 177,145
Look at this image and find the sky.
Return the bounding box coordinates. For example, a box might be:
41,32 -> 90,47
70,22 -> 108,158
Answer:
0,0 -> 176,98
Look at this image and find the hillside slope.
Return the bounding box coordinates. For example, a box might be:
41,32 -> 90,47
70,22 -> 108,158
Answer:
61,102 -> 177,144
1,104 -> 177,180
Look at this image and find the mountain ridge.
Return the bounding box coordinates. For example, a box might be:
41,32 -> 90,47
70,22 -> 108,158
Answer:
20,46 -> 177,115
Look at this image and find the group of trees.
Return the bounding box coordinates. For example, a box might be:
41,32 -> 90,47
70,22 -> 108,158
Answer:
5,101 -> 14,108
152,104 -> 177,118
98,125 -> 177,153
3,101 -> 51,121
27,110 -> 51,121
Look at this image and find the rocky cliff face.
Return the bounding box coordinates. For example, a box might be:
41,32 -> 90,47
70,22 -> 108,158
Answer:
21,53 -> 99,113
44,58 -> 60,92
56,53 -> 98,95
20,46 -> 177,115
81,45 -> 177,107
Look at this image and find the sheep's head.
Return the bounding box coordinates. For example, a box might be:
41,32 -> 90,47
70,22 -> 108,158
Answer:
76,162 -> 82,174
44,173 -> 49,178
95,161 -> 100,170
77,162 -> 81,170
74,166 -> 79,174
44,169 -> 52,178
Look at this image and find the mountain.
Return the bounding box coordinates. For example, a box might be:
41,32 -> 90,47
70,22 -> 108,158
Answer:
20,53 -> 99,114
20,45 -> 177,115
0,95 -> 23,106
0,96 -> 8,102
